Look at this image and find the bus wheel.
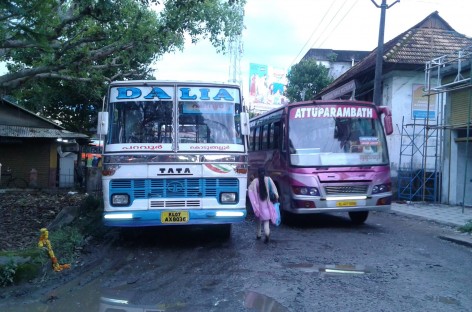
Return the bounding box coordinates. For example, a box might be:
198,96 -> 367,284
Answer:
349,211 -> 369,224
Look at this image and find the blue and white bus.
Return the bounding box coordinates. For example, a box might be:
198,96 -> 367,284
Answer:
97,81 -> 250,237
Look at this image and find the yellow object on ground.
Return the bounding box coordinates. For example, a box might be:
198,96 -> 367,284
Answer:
38,228 -> 71,272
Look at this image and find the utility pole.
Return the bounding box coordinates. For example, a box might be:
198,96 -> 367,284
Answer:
371,0 -> 399,105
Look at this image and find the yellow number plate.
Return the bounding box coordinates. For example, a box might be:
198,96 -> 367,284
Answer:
161,211 -> 189,224
336,201 -> 357,207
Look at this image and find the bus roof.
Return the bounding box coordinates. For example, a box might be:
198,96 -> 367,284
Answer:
250,100 -> 378,121
109,80 -> 241,88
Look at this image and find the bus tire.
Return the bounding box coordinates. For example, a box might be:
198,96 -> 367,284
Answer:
349,211 -> 369,224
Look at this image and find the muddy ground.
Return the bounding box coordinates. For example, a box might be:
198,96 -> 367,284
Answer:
0,191 -> 114,301
1,191 -> 472,311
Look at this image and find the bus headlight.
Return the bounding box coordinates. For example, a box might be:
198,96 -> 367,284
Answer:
220,192 -> 237,203
102,165 -> 120,176
292,186 -> 320,196
112,194 -> 130,206
372,183 -> 391,194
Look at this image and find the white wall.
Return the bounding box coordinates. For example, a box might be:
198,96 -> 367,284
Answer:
382,71 -> 436,178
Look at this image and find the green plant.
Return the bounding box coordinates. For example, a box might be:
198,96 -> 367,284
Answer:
327,52 -> 338,62
0,193 -> 109,287
458,220 -> 472,233
48,226 -> 84,264
0,259 -> 18,287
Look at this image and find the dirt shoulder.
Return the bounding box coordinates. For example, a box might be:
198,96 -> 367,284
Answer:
0,190 -> 116,303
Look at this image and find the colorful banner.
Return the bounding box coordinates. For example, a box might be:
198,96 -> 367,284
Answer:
412,84 -> 436,119
248,63 -> 288,107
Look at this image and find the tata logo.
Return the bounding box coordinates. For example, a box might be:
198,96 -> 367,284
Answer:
167,181 -> 184,193
158,167 -> 191,175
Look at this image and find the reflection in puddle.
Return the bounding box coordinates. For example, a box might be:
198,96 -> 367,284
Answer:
283,263 -> 371,275
244,291 -> 289,312
424,295 -> 461,306
100,288 -> 187,311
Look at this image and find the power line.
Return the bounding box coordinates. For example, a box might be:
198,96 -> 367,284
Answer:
290,0 -> 340,67
308,0 -> 349,50
317,0 -> 360,48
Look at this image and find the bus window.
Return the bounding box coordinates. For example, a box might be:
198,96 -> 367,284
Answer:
270,122 -> 281,149
249,128 -> 255,151
261,124 -> 269,150
109,100 -> 174,144
254,127 -> 261,151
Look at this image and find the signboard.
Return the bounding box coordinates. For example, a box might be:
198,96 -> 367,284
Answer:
321,80 -> 356,100
248,63 -> 288,107
289,105 -> 377,119
412,84 -> 436,119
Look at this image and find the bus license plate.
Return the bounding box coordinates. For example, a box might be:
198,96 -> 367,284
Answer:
336,201 -> 357,207
161,211 -> 189,224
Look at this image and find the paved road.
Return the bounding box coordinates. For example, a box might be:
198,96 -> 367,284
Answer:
390,201 -> 472,247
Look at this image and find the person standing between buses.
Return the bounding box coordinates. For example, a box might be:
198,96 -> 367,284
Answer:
248,168 -> 279,243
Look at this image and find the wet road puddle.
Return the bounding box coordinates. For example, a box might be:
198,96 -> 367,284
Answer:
3,280 -> 289,312
424,295 -> 461,306
283,263 -> 371,275
244,291 -> 289,312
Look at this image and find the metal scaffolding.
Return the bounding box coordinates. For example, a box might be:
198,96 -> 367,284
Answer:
397,115 -> 441,202
398,45 -> 471,206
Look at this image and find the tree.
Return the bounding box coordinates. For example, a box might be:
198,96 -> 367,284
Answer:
285,59 -> 332,103
1,0 -> 245,89
1,0 -> 245,132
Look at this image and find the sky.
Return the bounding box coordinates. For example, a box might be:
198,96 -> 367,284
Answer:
151,0 -> 472,89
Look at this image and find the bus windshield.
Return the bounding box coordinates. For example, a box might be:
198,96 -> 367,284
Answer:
288,104 -> 389,167
108,100 -> 174,145
106,85 -> 245,153
178,101 -> 243,150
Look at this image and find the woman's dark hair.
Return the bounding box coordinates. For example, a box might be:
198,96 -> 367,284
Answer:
258,168 -> 268,201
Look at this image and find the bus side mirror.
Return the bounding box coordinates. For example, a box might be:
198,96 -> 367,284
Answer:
378,106 -> 393,135
384,114 -> 393,135
97,112 -> 109,135
240,112 -> 250,136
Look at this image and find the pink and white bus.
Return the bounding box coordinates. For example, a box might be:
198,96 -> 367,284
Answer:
248,100 -> 393,224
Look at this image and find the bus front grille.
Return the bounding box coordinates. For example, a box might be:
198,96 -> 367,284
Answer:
110,178 -> 239,199
324,185 -> 368,195
150,200 -> 201,208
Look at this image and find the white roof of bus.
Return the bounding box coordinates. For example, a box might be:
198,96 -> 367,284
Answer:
109,80 -> 240,87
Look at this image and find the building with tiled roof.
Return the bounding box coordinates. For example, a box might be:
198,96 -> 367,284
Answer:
314,12 -> 472,205
316,11 -> 472,101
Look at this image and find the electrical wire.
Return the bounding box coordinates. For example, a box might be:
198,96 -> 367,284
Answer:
317,0 -> 360,48
290,0 -> 340,67
308,0 -> 349,50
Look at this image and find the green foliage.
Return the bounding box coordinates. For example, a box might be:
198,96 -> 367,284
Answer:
77,195 -> 108,237
0,248 -> 44,287
48,226 -> 84,264
0,194 -> 106,287
458,220 -> 472,233
1,0 -> 246,132
327,52 -> 338,62
13,80 -> 104,136
0,260 -> 18,287
285,59 -> 333,103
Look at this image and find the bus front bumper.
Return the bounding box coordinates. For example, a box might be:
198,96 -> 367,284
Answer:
289,194 -> 392,214
103,209 -> 247,227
